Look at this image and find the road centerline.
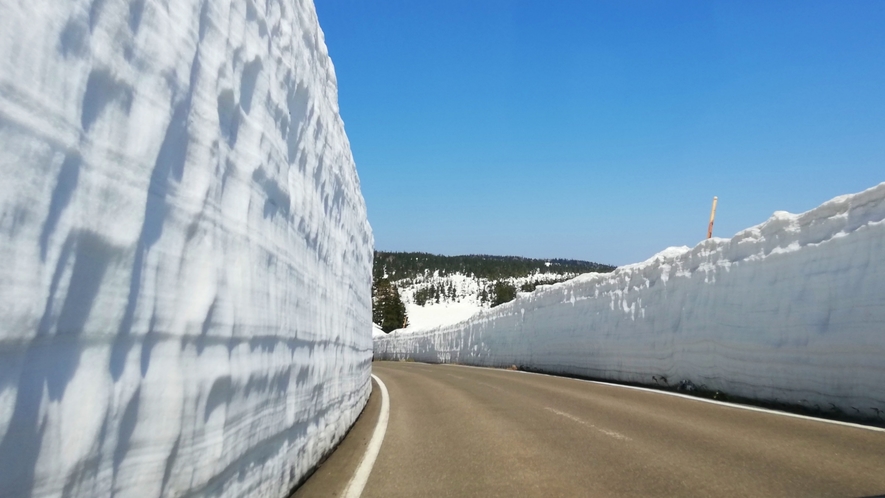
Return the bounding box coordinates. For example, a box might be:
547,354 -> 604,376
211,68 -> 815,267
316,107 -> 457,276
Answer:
544,406 -> 632,441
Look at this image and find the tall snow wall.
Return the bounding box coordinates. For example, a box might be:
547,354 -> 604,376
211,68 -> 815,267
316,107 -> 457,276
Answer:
0,1 -> 373,497
376,184 -> 885,418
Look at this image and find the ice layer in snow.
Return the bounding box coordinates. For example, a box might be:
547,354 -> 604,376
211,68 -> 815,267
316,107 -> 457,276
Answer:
376,184 -> 885,417
0,0 -> 372,497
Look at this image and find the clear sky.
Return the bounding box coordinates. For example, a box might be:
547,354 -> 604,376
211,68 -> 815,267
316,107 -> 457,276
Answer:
315,0 -> 884,266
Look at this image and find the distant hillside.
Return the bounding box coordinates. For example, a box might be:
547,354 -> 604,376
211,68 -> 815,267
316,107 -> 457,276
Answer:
372,251 -> 617,333
373,251 -> 616,282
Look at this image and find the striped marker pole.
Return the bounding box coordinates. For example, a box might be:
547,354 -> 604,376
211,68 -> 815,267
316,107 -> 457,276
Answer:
707,196 -> 718,239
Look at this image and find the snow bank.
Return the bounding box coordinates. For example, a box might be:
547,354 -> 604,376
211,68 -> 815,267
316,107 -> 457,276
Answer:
376,184 -> 885,417
372,323 -> 386,339
0,0 -> 372,497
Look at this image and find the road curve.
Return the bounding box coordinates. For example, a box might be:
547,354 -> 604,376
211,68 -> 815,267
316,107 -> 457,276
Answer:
360,361 -> 885,498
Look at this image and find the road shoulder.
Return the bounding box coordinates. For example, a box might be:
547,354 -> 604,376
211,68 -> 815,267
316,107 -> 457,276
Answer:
291,375 -> 383,497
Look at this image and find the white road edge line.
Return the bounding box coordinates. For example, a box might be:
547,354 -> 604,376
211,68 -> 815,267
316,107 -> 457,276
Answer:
443,363 -> 885,433
342,374 -> 390,498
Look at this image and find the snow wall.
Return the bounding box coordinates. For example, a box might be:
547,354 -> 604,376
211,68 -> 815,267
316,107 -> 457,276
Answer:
0,1 -> 373,497
376,184 -> 885,418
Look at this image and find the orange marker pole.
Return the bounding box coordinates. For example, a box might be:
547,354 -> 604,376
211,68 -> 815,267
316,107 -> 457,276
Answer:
707,196 -> 718,239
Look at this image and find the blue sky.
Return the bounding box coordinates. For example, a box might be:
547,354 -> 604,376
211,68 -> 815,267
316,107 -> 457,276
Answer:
315,0 -> 885,266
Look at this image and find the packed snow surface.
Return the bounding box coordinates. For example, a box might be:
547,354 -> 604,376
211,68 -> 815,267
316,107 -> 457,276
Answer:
403,301 -> 482,331
0,0 -> 373,497
376,184 -> 885,417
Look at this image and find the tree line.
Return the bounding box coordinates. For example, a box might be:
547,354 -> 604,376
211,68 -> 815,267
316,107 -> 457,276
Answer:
373,251 -> 615,281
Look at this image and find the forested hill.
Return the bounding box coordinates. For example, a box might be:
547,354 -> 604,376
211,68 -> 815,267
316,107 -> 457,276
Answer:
373,251 -> 616,281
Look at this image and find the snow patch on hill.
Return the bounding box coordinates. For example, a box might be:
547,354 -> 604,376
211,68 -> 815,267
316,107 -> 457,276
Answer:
390,270 -> 580,332
403,301 -> 484,331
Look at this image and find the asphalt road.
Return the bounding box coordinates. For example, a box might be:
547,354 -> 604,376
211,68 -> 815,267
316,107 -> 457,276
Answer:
296,361 -> 885,498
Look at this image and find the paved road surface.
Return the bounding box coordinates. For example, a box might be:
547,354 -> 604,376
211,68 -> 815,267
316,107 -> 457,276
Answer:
297,361 -> 885,497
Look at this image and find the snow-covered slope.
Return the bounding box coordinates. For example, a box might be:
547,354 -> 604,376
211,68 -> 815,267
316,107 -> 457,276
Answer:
391,271 -> 578,332
376,184 -> 885,419
402,300 -> 483,331
0,1 -> 372,497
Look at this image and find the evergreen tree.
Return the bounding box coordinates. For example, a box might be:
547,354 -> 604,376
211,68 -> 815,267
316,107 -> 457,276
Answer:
414,286 -> 432,306
372,278 -> 408,332
490,281 -> 517,307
